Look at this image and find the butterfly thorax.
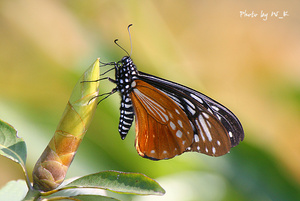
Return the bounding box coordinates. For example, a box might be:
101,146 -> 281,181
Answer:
115,56 -> 138,139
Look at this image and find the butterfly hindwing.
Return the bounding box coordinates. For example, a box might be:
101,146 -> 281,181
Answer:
186,107 -> 231,156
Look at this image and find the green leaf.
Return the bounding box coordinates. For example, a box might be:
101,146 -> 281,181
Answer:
0,119 -> 27,172
70,195 -> 120,201
64,170 -> 165,196
48,195 -> 120,201
0,180 -> 28,201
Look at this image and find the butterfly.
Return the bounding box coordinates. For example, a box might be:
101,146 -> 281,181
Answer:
100,54 -> 244,161
100,26 -> 244,160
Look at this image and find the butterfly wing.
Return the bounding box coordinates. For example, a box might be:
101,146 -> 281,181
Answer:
130,80 -> 194,160
138,71 -> 244,154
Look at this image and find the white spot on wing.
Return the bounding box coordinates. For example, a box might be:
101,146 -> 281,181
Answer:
194,135 -> 200,142
176,130 -> 183,138
190,93 -> 203,104
168,111 -> 173,119
211,105 -> 220,111
187,105 -> 196,115
206,121 -> 211,128
170,121 -> 176,130
202,112 -> 210,119
183,98 -> 195,109
195,119 -> 205,142
177,120 -> 183,128
199,115 -> 212,142
212,147 -> 216,154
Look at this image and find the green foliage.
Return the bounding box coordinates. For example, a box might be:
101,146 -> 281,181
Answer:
65,171 -> 165,195
0,119 -> 165,200
57,195 -> 120,201
227,142 -> 300,201
0,120 -> 27,174
0,59 -> 165,201
0,180 -> 28,201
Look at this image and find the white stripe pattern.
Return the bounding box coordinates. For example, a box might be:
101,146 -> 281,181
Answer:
133,88 -> 169,123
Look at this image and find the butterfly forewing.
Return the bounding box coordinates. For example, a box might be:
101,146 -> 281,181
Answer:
130,80 -> 194,160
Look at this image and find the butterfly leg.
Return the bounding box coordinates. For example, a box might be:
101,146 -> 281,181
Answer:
96,87 -> 118,104
108,77 -> 117,84
80,77 -> 109,83
100,67 -> 115,76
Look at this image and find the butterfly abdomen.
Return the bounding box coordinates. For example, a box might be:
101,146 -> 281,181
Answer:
118,95 -> 134,139
116,56 -> 139,139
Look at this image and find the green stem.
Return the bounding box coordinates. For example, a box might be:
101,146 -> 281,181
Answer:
24,166 -> 33,190
46,196 -> 81,201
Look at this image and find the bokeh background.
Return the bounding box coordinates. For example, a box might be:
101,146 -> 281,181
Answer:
1,1 -> 300,200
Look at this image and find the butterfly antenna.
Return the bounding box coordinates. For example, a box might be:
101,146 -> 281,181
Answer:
127,24 -> 133,57
114,39 -> 130,56
100,61 -> 116,67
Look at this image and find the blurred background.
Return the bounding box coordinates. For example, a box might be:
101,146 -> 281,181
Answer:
1,0 -> 300,200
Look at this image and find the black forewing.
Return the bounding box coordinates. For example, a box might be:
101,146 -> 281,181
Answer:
137,71 -> 244,147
